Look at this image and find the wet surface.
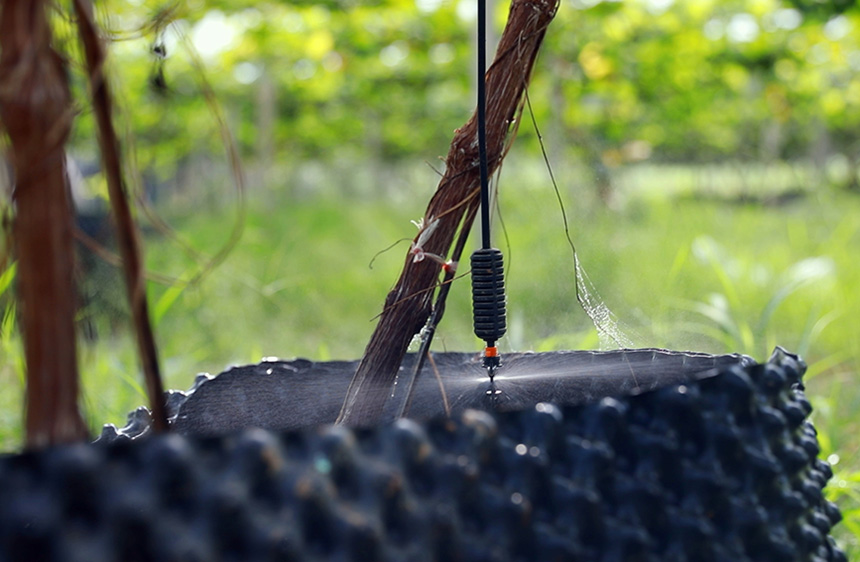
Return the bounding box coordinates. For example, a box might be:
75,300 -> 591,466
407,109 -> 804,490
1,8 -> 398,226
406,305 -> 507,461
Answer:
159,348 -> 752,436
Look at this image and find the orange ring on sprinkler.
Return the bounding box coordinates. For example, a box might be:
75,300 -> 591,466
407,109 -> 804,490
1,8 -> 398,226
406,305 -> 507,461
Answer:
484,346 -> 498,358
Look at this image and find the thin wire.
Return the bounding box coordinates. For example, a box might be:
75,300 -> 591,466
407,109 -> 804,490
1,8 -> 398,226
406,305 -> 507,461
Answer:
523,89 -> 633,349
395,204 -> 479,419
523,91 -> 574,271
493,164 -> 512,276
367,237 -> 411,270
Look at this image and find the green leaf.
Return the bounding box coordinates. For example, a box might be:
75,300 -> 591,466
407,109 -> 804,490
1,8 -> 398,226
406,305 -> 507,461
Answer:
0,261 -> 15,298
152,279 -> 188,324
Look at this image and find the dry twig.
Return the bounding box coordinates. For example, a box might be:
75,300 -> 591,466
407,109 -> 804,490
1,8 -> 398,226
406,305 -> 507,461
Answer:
73,0 -> 168,432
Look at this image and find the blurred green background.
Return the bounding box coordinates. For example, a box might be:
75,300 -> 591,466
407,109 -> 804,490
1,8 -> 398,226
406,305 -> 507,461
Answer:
1,0 -> 859,553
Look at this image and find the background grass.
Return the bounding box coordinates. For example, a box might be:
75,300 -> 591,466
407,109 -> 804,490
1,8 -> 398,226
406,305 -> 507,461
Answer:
0,159 -> 857,555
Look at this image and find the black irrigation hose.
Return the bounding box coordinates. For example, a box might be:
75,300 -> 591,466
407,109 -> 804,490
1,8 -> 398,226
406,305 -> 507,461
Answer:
472,0 -> 507,376
477,0 -> 491,252
0,349 -> 846,561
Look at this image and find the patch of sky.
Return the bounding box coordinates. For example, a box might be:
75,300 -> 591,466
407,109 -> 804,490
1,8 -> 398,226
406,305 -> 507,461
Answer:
726,13 -> 759,43
430,43 -> 456,65
763,8 -> 802,32
380,41 -> 409,68
293,59 -> 316,81
645,0 -> 674,16
191,10 -> 239,60
808,43 -> 830,65
824,15 -> 852,42
322,52 -> 344,73
849,51 -> 860,72
233,62 -> 262,84
703,18 -> 724,41
416,0 -> 444,14
280,12 -> 306,34
456,0 -> 476,22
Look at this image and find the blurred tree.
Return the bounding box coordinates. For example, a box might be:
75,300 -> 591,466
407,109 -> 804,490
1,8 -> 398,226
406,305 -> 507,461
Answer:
54,0 -> 860,200
537,0 -> 860,198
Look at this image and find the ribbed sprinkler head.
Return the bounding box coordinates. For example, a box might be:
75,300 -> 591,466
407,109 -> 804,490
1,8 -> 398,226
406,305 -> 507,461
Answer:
471,247 -> 506,378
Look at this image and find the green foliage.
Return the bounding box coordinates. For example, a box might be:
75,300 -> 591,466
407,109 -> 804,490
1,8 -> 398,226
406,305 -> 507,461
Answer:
54,0 -> 860,193
536,0 -> 860,167
0,0 -> 856,554
785,0 -> 858,20
2,161 -> 859,553
0,261 -> 22,452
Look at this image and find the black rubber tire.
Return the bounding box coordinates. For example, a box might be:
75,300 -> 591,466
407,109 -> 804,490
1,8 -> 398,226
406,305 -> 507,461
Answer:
0,348 -> 845,561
